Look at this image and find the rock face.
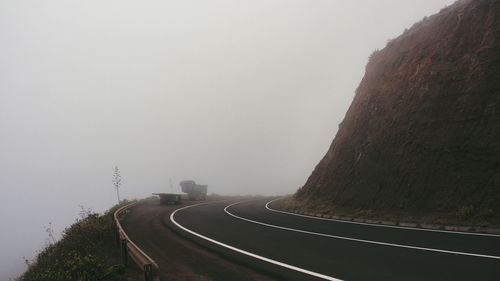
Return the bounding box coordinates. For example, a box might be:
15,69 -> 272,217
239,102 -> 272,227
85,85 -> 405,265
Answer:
295,0 -> 500,218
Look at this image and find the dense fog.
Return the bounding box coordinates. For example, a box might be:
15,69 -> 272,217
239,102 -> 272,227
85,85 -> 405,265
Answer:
0,0 -> 455,279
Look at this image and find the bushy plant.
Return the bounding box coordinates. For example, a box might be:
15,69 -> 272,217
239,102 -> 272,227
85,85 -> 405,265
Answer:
456,205 -> 474,220
355,209 -> 378,218
19,206 -> 128,281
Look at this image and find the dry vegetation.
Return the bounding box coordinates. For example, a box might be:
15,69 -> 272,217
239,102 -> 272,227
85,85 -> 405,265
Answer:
18,201 -> 142,281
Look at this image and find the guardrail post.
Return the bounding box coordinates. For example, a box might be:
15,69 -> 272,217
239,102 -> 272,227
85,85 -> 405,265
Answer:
144,264 -> 153,281
114,222 -> 120,247
120,238 -> 128,267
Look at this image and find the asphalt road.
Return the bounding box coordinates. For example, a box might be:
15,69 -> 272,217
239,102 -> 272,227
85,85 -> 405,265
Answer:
170,198 -> 500,281
119,198 -> 277,281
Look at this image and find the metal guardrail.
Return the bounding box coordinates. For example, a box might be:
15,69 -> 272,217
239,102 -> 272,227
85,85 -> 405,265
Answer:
114,201 -> 160,281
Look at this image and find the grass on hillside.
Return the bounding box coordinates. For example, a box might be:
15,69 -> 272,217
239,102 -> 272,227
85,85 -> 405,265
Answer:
18,201 -> 142,281
278,196 -> 499,229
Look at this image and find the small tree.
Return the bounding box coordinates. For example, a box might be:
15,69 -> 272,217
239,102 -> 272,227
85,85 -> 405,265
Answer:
112,166 -> 122,204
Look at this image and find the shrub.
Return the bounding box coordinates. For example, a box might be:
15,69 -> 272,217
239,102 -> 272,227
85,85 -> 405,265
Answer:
355,209 -> 377,218
19,206 -> 128,281
456,205 -> 474,220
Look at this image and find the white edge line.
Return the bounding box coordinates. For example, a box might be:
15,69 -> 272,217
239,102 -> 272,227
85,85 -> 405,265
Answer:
265,198 -> 500,238
225,200 -> 500,260
170,201 -> 343,281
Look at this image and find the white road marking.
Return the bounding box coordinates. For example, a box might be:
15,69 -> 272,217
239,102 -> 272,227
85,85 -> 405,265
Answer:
225,200 -> 500,260
265,198 -> 500,237
170,201 -> 343,281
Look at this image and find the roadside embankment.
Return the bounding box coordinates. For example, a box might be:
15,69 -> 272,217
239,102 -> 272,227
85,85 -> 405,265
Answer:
273,196 -> 500,235
18,200 -> 142,281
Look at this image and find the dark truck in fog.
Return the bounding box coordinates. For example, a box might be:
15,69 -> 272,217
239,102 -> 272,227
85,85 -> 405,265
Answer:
180,180 -> 207,200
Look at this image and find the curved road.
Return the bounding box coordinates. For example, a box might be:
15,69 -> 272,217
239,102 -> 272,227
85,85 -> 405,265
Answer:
119,199 -> 276,281
169,198 -> 500,281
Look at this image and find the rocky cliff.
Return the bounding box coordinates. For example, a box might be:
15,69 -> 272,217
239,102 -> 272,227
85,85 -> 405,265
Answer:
294,0 -> 500,224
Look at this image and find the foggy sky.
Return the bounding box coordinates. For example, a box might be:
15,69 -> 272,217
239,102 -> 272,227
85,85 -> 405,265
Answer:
0,0 -> 456,279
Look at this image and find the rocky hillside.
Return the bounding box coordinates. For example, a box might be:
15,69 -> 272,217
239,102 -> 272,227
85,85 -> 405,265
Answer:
294,0 -> 500,225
